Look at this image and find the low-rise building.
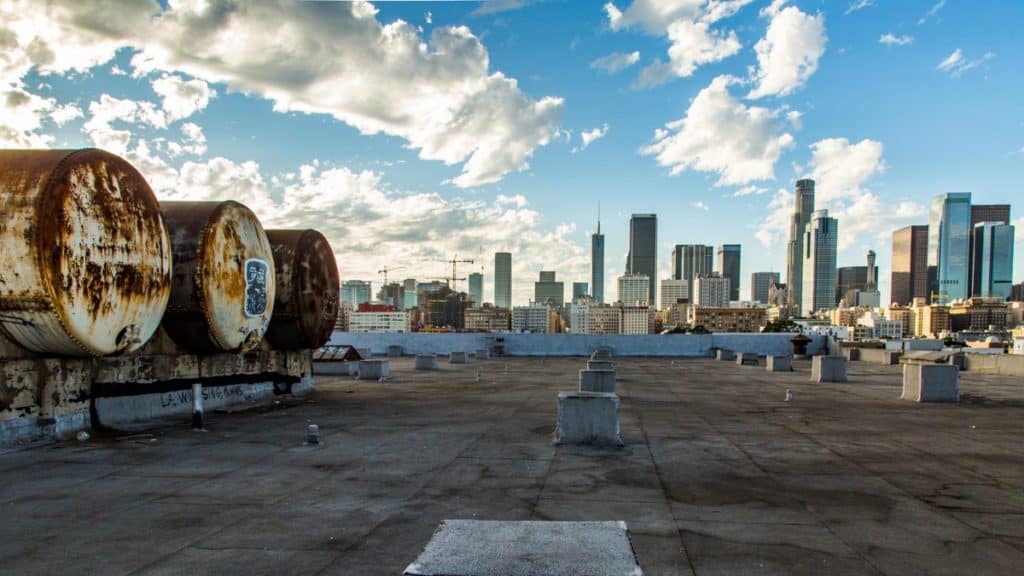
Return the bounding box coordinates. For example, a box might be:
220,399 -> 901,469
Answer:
621,305 -> 656,334
348,311 -> 409,333
857,312 -> 903,340
588,304 -> 621,334
910,298 -> 950,338
689,307 -> 766,333
885,305 -> 913,337
949,297 -> 1013,332
464,305 -> 511,332
512,304 -> 550,333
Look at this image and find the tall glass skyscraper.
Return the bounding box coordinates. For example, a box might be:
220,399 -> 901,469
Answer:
972,222 -> 1015,300
802,209 -> 838,314
927,193 -> 972,303
468,272 -> 483,305
786,179 -> 815,313
626,214 -> 657,305
717,244 -> 741,302
494,252 -> 512,308
672,244 -> 713,302
591,220 -> 604,303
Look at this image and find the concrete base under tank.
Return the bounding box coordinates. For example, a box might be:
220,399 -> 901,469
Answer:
1,349 -> 314,444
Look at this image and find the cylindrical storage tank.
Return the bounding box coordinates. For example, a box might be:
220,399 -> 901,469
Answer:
0,149 -> 172,356
160,201 -> 275,354
263,229 -> 339,350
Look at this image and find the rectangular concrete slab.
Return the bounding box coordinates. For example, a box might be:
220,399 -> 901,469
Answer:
715,349 -> 735,361
450,351 -> 469,364
736,353 -> 758,366
415,354 -> 439,371
766,355 -> 792,372
588,360 -> 614,371
811,355 -> 848,382
579,369 -> 617,394
902,363 -> 959,402
357,360 -> 390,379
404,520 -> 643,576
555,391 -> 622,446
312,360 -> 357,376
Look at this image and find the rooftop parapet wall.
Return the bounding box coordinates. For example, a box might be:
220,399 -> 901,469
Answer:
327,332 -> 826,357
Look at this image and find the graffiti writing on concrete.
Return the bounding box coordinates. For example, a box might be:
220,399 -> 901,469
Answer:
159,385 -> 245,408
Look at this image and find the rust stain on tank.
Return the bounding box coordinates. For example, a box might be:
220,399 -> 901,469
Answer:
264,229 -> 340,350
0,149 -> 172,356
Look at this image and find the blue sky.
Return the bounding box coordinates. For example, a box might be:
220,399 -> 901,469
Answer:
2,0 -> 1022,305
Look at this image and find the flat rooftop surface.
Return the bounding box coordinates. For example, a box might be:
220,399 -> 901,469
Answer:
2,357 -> 1023,575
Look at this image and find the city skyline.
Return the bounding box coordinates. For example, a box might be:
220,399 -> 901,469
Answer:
3,1 -> 1022,307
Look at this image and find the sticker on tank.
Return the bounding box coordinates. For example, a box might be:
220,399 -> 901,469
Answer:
244,259 -> 269,317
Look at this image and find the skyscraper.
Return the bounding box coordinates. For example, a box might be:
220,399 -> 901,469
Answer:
402,278 -> 418,310
534,271 -> 564,307
750,272 -> 779,304
672,244 -> 713,302
693,274 -> 730,308
786,179 -> 815,313
626,214 -> 657,305
802,209 -> 838,314
591,219 -> 605,304
617,274 -> 650,305
660,279 -> 688,310
927,193 -> 972,303
971,222 -> 1015,299
341,280 -> 372,307
572,282 -> 589,302
716,244 -> 741,302
891,225 -> 929,306
494,252 -> 512,308
969,204 -> 1011,296
468,272 -> 483,305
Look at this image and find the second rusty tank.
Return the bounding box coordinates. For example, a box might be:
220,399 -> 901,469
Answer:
0,149 -> 172,357
160,201 -> 276,354
263,229 -> 340,350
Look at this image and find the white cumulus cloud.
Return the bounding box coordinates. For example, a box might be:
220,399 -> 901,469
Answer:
1,1 -> 563,189
642,75 -> 795,186
573,123 -> 609,153
590,51 -> 641,74
151,74 -> 216,123
747,2 -> 827,99
879,33 -> 913,46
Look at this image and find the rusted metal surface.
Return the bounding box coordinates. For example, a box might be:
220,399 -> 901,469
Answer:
160,201 -> 276,354
264,229 -> 339,350
0,149 -> 172,356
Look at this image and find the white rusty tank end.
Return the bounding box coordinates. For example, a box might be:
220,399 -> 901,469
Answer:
160,201 -> 276,354
0,149 -> 172,356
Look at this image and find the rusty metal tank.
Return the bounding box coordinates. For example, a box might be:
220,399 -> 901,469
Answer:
0,149 -> 172,357
160,201 -> 276,354
263,229 -> 339,350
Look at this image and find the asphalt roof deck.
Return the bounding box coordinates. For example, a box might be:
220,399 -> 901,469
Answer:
2,357 -> 1023,575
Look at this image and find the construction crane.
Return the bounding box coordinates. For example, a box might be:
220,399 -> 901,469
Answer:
435,254 -> 474,291
377,265 -> 405,287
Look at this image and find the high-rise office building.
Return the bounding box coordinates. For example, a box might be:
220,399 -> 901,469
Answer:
572,282 -> 589,302
672,244 -> 714,302
716,244 -> 741,302
618,273 -> 650,305
836,263 -> 879,306
341,280 -> 372,308
891,225 -> 929,306
750,272 -> 779,304
1011,282 -> 1024,302
534,271 -> 565,307
971,222 -> 1015,300
660,279 -> 688,310
786,179 -> 816,313
927,193 -> 972,303
591,219 -> 605,304
402,278 -> 417,310
969,204 -> 1011,296
693,274 -> 730,308
802,209 -> 838,314
494,252 -> 512,308
468,272 -> 484,305
626,214 -> 657,305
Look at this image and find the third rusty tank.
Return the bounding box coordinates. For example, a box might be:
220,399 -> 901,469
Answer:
264,229 -> 340,350
160,201 -> 275,354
